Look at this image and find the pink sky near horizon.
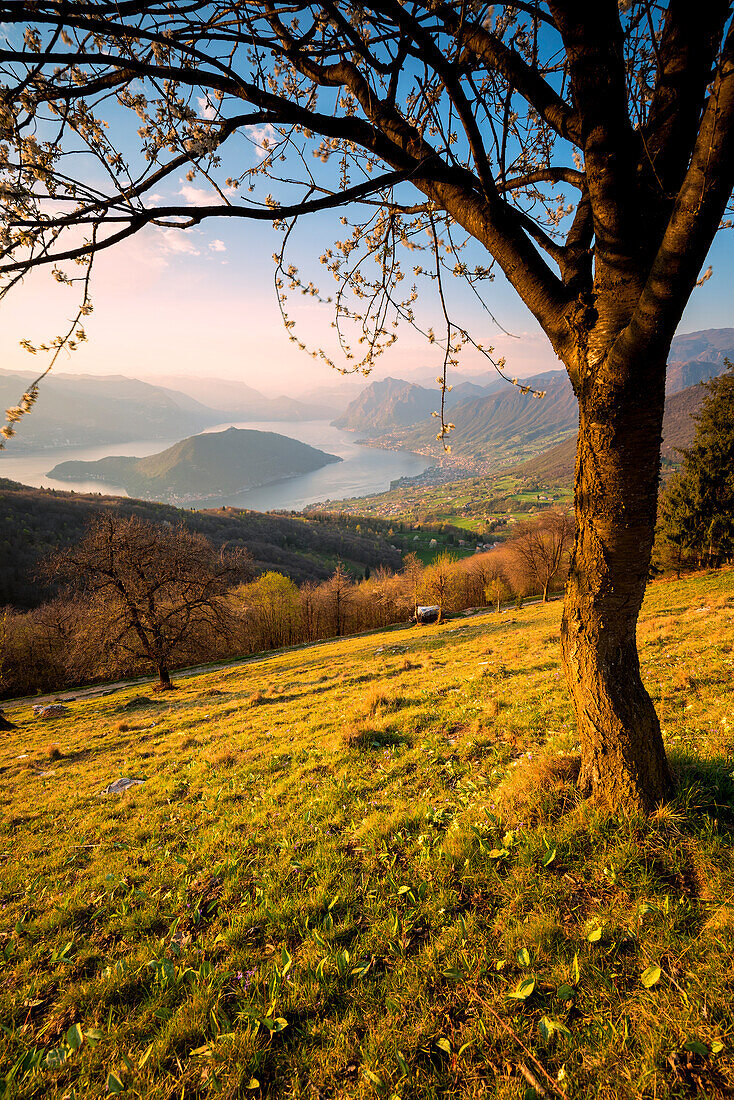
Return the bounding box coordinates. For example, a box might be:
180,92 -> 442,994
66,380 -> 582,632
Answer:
1,209 -> 731,399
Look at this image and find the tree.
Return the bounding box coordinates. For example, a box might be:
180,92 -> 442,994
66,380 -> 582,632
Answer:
2,4 -> 734,808
424,551 -> 457,623
402,553 -> 426,621
49,514 -> 246,687
320,563 -> 352,638
239,571 -> 303,651
506,510 -> 575,602
659,360 -> 734,569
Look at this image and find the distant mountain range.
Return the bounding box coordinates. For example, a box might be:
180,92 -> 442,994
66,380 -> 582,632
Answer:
335,328 -> 733,460
151,374 -> 342,420
48,427 -> 341,504
0,369 -> 223,450
0,369 -> 349,452
332,376 -> 489,432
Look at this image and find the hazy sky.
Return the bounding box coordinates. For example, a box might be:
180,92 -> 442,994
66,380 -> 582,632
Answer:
2,195 -> 732,398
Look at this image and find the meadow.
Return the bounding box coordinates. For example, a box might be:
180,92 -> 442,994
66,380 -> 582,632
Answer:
0,568 -> 733,1098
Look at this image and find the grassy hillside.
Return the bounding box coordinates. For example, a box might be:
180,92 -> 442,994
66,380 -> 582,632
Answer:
48,428 -> 341,505
1,569 -> 733,1098
0,481 -> 403,608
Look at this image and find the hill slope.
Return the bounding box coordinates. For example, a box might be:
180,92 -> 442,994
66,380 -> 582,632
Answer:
1,569 -> 733,1098
48,427 -> 341,504
510,380 -> 709,485
666,327 -> 734,393
0,479 -> 403,607
401,372 -> 576,457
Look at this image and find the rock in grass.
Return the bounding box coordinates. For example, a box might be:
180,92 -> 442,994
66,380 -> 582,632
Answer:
102,777 -> 146,795
33,704 -> 69,719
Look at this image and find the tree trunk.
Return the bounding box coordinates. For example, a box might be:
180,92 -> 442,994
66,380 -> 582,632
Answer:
542,583 -> 549,602
157,662 -> 173,689
561,354 -> 673,813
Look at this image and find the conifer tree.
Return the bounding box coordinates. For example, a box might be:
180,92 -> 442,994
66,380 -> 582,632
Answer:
660,360 -> 734,569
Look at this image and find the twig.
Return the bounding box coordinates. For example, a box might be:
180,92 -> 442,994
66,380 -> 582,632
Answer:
519,1061 -> 549,1096
466,989 -> 570,1100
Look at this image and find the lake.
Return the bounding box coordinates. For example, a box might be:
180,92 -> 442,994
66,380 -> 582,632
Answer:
0,420 -> 432,511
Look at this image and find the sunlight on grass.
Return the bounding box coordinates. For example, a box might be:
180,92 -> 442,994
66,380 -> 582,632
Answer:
1,570 -> 733,1098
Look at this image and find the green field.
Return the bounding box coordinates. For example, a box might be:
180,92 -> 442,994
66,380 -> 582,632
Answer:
308,472 -> 573,536
1,569 -> 733,1098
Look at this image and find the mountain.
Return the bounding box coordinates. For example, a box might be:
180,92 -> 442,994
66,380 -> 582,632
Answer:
509,381 -> 709,484
332,375 -> 496,432
399,371 -> 576,457
333,377 -> 437,431
0,369 -> 222,450
151,374 -> 339,420
666,328 -> 734,393
48,427 -> 341,504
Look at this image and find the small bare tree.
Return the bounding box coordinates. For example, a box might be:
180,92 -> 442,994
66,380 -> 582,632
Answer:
424,551 -> 458,624
506,511 -> 575,603
49,514 -> 247,688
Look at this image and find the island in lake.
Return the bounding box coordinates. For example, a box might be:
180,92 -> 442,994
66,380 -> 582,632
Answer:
48,426 -> 342,504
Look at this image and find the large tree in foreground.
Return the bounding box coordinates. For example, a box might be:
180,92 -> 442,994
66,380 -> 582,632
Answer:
2,3 -> 734,810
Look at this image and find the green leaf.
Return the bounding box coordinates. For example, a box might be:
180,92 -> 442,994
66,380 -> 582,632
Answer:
246,1079 -> 260,1090
45,1046 -> 69,1069
538,1016 -> 555,1043
435,1038 -> 452,1055
556,983 -> 576,1001
106,1072 -> 125,1095
441,967 -> 464,981
363,1068 -> 384,1086
711,1040 -> 725,1055
684,1040 -> 709,1057
572,952 -> 580,984
508,977 -> 536,1000
587,926 -> 603,943
641,965 -> 661,988
280,947 -> 292,977
138,1043 -> 154,1068
66,1023 -> 84,1051
260,1017 -> 287,1033
541,847 -> 557,868
85,1028 -> 104,1044
488,847 -> 508,859
517,948 -> 531,967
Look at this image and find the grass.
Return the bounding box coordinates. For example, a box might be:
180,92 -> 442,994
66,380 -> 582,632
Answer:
0,569 -> 733,1098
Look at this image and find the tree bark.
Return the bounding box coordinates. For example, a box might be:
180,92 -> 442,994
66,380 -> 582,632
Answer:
157,663 -> 173,689
561,351 -> 673,813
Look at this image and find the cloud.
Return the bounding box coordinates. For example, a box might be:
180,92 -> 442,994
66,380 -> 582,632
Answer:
250,124 -> 277,160
156,227 -> 200,256
209,239 -> 226,253
177,179 -> 238,207
178,181 -> 216,206
197,96 -> 217,120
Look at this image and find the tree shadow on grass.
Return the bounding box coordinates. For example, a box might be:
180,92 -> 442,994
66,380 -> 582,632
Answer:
669,751 -> 734,826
